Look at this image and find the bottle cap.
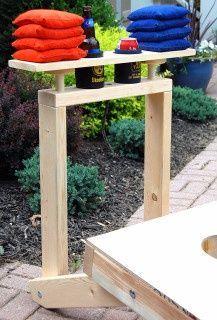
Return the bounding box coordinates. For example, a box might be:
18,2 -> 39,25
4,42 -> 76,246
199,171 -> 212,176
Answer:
83,5 -> 92,11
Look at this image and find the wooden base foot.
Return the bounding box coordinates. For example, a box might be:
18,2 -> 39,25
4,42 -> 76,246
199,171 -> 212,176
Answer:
29,273 -> 123,308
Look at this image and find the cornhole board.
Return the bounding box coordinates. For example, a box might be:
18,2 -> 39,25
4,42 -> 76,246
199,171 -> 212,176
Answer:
9,48 -> 199,319
85,201 -> 217,320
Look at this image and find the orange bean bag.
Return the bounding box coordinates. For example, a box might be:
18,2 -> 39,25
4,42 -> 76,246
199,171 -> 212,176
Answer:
13,48 -> 87,63
13,9 -> 84,29
13,24 -> 84,39
12,36 -> 85,51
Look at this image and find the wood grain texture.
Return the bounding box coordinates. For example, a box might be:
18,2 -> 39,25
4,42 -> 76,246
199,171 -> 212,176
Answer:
39,104 -> 68,276
55,74 -> 65,92
144,91 -> 172,220
83,243 -> 94,277
91,251 -> 192,320
8,49 -> 195,72
38,78 -> 172,108
202,235 -> 217,259
87,202 -> 217,320
29,273 -> 123,308
148,64 -> 157,80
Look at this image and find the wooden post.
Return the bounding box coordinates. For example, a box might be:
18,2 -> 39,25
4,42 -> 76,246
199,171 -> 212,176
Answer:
148,64 -> 156,80
39,104 -> 68,276
55,74 -> 65,92
144,91 -> 172,220
147,60 -> 166,80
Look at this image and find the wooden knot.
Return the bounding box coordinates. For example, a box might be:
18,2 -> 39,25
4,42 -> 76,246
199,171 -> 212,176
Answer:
152,193 -> 158,201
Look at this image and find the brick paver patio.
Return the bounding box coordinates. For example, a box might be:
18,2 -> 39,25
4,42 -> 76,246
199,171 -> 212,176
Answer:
1,65 -> 217,320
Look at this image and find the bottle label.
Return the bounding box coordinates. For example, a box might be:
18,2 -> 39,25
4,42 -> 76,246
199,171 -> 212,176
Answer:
88,48 -> 101,54
92,66 -> 104,83
83,18 -> 94,29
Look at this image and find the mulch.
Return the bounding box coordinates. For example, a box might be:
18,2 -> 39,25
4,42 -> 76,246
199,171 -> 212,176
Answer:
1,114 -> 217,267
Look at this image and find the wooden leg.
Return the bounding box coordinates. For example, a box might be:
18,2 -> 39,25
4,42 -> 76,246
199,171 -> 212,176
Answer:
144,91 -> 172,220
147,60 -> 166,80
39,104 -> 68,276
29,273 -> 123,308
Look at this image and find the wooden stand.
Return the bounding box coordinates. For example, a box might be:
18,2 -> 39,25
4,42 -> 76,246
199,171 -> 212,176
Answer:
9,49 -> 207,319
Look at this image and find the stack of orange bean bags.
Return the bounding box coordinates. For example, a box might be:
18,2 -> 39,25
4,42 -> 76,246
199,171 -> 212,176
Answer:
12,9 -> 87,62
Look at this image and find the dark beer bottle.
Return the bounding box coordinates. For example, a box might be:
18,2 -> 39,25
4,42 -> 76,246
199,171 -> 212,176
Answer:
75,5 -> 104,89
80,5 -> 103,58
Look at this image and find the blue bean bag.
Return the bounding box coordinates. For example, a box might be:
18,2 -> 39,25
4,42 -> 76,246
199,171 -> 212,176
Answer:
128,5 -> 189,21
130,27 -> 191,42
127,18 -> 190,32
139,39 -> 192,52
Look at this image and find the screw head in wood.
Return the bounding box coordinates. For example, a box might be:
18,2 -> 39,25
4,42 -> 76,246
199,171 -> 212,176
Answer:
129,289 -> 136,299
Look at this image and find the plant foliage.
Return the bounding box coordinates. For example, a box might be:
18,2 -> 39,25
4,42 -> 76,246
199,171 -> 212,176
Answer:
108,119 -> 145,159
173,86 -> 217,122
0,68 -> 82,174
16,147 -> 105,216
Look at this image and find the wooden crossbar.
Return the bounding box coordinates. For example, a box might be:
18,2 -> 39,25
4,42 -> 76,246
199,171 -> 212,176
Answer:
38,78 -> 172,108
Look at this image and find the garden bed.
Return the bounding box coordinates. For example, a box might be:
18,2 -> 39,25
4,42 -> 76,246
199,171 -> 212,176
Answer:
1,114 -> 217,267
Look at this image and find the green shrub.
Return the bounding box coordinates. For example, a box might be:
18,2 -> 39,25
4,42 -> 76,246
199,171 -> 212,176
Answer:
108,119 -> 145,159
15,148 -> 105,216
173,86 -> 217,122
82,96 -> 145,138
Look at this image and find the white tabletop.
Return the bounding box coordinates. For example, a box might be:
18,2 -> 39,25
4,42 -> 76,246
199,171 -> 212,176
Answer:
9,49 -> 195,72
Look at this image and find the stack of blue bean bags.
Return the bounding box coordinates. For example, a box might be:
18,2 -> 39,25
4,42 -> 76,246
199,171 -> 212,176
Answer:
127,5 -> 192,52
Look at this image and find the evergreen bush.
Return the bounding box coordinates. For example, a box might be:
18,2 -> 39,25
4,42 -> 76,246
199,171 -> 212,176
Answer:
108,119 -> 145,159
173,86 -> 217,122
16,147 -> 105,216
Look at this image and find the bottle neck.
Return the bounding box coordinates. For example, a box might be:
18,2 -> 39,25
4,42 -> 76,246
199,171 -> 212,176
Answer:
80,7 -> 102,57
83,10 -> 92,18
83,16 -> 94,30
